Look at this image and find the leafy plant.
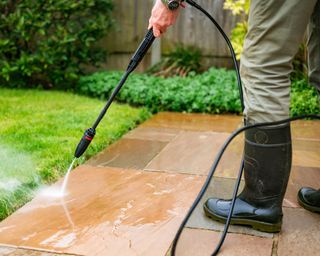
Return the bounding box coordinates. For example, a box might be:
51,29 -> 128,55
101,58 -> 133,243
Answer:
78,70 -> 319,116
148,45 -> 202,77
290,79 -> 320,117
0,0 -> 114,89
224,0 -> 250,60
78,69 -> 242,114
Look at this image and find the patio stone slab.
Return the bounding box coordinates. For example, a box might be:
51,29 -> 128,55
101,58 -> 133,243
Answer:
174,228 -> 273,256
145,131 -> 243,177
0,166 -> 205,256
291,120 -> 320,141
141,112 -> 242,133
86,138 -> 168,170
124,127 -> 180,142
277,208 -> 320,256
186,177 -> 273,238
284,166 -> 320,208
0,246 -> 72,256
292,135 -> 320,169
0,246 -> 17,255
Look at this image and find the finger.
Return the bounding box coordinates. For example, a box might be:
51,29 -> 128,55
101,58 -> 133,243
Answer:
153,26 -> 161,37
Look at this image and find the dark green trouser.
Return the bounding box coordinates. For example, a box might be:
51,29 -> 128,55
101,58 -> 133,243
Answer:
241,0 -> 320,123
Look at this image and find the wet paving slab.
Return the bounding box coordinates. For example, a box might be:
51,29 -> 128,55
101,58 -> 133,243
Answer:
0,113 -> 319,256
175,228 -> 273,256
284,166 -> 320,208
292,140 -> 320,168
141,112 -> 243,133
0,245 -> 73,255
123,127 -> 181,142
291,120 -> 320,140
277,208 -> 320,256
0,246 -> 17,255
145,131 -> 243,177
0,166 -> 205,256
86,138 -> 168,170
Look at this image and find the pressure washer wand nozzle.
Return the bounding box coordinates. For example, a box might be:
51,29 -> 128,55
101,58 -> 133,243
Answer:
73,29 -> 156,158
74,128 -> 96,158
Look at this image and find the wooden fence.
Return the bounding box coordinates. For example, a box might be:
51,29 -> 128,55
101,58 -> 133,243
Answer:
98,0 -> 240,72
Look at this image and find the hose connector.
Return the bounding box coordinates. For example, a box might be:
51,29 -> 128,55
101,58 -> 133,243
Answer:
162,0 -> 183,10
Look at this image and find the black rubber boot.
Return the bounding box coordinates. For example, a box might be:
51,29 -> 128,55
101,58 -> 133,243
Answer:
297,187 -> 320,213
204,123 -> 292,233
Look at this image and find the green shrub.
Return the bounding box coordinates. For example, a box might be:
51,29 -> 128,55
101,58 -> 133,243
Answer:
78,70 -> 319,116
78,68 -> 242,114
148,45 -> 202,77
0,0 -> 114,89
291,79 -> 320,117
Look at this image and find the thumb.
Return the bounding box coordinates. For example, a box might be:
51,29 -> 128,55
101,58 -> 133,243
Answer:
152,26 -> 162,37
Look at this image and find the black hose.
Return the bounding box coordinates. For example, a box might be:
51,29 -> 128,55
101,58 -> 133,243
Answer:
185,0 -> 244,112
171,1 -> 320,256
171,1 -> 246,255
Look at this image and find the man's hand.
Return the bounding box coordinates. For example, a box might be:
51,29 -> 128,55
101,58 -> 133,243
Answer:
148,0 -> 181,37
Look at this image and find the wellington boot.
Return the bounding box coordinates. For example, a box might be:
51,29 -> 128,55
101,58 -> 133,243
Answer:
204,123 -> 292,233
298,187 -> 320,213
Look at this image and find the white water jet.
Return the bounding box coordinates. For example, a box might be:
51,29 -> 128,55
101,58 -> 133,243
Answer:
60,158 -> 77,196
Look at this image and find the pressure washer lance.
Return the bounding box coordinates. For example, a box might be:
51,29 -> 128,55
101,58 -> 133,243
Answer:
74,1 -> 181,158
74,30 -> 155,157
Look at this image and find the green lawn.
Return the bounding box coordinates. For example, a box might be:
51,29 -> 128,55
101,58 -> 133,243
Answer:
0,88 -> 150,220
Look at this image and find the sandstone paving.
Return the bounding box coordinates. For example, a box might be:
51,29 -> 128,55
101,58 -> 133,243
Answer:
145,131 -> 243,177
123,127 -> 181,142
291,120 -> 320,140
0,245 -> 73,255
0,113 -> 319,256
284,166 -> 320,208
0,166 -> 205,256
86,138 -> 168,170
175,228 -> 273,256
277,208 -> 320,256
140,112 -> 242,132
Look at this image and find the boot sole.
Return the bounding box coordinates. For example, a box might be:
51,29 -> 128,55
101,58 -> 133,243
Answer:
203,203 -> 282,233
297,196 -> 320,213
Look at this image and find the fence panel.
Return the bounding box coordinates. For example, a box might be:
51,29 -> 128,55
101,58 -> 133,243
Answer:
100,0 -> 239,71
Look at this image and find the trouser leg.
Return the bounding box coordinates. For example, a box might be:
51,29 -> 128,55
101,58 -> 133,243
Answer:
241,0 -> 318,123
204,0 -> 319,233
307,0 -> 320,93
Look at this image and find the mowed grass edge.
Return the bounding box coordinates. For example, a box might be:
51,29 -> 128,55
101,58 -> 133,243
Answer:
0,88 -> 151,220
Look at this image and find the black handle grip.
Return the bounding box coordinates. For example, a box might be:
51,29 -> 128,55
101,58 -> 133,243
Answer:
74,128 -> 96,158
127,28 -> 156,72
